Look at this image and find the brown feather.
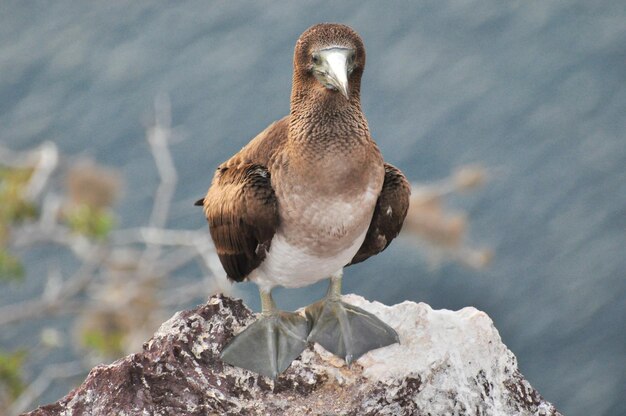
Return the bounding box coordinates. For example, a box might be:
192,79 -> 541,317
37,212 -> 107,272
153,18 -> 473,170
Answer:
348,163 -> 411,266
200,116 -> 288,283
202,158 -> 280,282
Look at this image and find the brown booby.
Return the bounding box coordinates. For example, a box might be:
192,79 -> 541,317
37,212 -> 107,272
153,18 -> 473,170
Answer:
197,23 -> 410,378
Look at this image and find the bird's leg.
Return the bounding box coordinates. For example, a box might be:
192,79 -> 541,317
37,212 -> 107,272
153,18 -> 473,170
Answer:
305,270 -> 399,364
220,289 -> 309,379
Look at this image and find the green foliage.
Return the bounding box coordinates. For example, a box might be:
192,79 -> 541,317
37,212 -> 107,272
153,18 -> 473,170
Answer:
0,166 -> 37,227
64,204 -> 115,240
0,166 -> 36,281
0,250 -> 24,282
0,349 -> 27,400
81,328 -> 125,358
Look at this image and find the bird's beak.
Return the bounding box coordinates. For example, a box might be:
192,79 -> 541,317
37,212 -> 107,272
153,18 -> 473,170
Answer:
316,48 -> 352,99
324,50 -> 350,99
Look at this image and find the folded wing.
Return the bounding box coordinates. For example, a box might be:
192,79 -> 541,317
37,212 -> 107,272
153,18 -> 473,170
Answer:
201,163 -> 279,282
349,163 -> 411,266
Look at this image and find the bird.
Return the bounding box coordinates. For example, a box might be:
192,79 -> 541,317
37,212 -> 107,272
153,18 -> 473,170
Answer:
196,23 -> 410,379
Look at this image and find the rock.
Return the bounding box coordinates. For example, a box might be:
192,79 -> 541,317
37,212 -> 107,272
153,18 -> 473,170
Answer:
25,295 -> 562,415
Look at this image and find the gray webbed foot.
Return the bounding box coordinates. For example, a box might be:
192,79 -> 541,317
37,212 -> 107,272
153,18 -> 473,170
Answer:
220,292 -> 308,379
305,297 -> 399,364
305,271 -> 399,363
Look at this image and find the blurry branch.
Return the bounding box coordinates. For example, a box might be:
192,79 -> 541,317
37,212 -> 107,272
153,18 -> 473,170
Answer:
109,226 -> 229,291
22,143 -> 58,201
402,165 -> 493,269
0,95 -> 228,414
146,94 -> 177,230
140,94 -> 178,271
0,247 -> 105,326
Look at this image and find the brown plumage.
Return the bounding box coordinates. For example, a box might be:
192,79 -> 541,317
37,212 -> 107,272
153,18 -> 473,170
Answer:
199,23 -> 410,287
349,163 -> 411,265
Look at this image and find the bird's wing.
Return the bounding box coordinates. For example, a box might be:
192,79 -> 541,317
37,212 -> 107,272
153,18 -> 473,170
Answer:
201,163 -> 279,282
348,163 -> 411,266
197,117 -> 289,282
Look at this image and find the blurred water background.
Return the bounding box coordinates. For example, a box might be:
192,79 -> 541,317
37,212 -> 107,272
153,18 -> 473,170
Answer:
1,1 -> 625,415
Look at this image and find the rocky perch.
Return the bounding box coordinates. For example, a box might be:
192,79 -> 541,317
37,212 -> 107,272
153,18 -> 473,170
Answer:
26,295 -> 561,415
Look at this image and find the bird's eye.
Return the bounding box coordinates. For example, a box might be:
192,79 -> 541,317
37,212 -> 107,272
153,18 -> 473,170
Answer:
312,54 -> 320,65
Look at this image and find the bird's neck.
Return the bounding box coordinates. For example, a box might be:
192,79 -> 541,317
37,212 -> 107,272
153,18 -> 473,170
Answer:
282,80 -> 382,198
288,85 -> 369,149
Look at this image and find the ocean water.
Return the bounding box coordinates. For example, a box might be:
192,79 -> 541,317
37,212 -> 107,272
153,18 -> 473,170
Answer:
1,1 -> 625,414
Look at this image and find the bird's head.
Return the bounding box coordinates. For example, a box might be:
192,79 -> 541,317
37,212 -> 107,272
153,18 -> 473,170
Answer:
293,23 -> 366,101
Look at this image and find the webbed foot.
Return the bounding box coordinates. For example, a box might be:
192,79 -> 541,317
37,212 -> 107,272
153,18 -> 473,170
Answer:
305,298 -> 399,363
305,271 -> 399,363
221,293 -> 308,379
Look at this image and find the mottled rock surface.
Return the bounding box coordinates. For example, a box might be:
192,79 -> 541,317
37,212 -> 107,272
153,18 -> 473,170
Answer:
25,295 -> 562,415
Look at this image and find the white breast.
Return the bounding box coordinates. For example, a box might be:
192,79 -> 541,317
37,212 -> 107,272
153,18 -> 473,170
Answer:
250,227 -> 368,292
